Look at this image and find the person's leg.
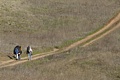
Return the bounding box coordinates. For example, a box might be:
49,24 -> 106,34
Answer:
30,52 -> 32,60
18,55 -> 21,60
28,53 -> 30,60
28,53 -> 31,60
16,54 -> 18,60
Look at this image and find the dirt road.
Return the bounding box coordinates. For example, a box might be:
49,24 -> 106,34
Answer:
0,12 -> 120,68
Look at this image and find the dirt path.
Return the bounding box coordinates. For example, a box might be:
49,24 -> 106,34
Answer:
64,12 -> 120,51
0,12 -> 120,68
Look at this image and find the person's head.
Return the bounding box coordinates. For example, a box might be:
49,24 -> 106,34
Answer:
28,46 -> 31,48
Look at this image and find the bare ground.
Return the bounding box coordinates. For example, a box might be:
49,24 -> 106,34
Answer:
0,12 -> 120,68
0,0 -> 120,54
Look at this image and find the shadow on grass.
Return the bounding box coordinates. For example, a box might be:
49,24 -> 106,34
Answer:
7,55 -> 16,60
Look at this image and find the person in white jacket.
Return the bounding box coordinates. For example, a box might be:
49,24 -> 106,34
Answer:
27,46 -> 33,60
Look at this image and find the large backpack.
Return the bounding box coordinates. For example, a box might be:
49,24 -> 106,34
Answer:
13,45 -> 22,55
13,46 -> 19,54
27,46 -> 30,54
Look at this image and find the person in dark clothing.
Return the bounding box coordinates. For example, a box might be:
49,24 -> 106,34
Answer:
14,45 -> 22,60
26,46 -> 33,60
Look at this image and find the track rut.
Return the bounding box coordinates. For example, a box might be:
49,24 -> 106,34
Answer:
0,12 -> 120,68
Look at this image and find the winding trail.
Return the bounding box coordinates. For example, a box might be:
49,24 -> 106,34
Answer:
0,12 -> 120,68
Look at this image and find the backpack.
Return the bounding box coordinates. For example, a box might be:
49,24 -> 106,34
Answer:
27,46 -> 30,53
13,45 -> 22,55
13,46 -> 19,54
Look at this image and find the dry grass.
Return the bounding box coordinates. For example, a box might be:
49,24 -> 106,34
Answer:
0,0 -> 120,80
0,0 -> 120,54
0,29 -> 120,80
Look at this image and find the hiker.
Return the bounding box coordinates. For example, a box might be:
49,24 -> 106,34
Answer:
26,46 -> 33,60
18,46 -> 22,60
14,45 -> 22,60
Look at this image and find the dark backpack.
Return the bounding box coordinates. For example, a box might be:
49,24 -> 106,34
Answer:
13,46 -> 19,54
13,45 -> 22,55
27,46 -> 30,54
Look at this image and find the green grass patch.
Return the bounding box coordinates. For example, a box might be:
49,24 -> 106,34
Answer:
58,26 -> 105,49
58,38 -> 81,49
59,14 -> 120,49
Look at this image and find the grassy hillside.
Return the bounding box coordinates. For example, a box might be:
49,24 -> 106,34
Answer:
0,23 -> 120,80
0,0 -> 120,54
0,0 -> 120,80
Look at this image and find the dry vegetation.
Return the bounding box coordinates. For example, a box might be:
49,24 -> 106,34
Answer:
0,26 -> 120,80
0,0 -> 120,54
0,0 -> 120,80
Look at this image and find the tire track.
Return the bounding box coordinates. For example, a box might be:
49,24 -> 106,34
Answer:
82,22 -> 120,47
64,12 -> 120,51
0,50 -> 59,68
0,12 -> 120,68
